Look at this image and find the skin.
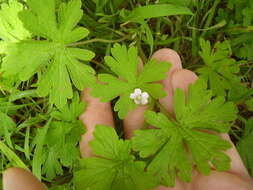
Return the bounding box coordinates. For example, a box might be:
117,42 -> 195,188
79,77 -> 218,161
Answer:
3,49 -> 253,190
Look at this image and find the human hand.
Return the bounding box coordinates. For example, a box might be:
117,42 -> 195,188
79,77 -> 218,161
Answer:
3,49 -> 253,190
79,48 -> 253,190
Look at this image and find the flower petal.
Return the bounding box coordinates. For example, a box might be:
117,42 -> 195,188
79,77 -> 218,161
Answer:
142,92 -> 149,99
141,98 -> 148,105
130,93 -> 136,99
134,88 -> 142,95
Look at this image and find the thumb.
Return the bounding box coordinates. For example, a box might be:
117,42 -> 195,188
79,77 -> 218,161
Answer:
3,168 -> 47,190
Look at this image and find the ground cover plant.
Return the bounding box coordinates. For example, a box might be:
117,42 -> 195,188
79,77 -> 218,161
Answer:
0,0 -> 252,189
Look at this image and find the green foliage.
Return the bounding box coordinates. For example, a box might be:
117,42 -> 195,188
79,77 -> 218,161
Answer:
74,125 -> 157,190
132,79 -> 237,186
0,0 -> 252,189
1,0 -> 96,108
217,0 -> 253,60
159,0 -> 191,6
237,117 -> 253,177
0,0 -> 30,42
91,43 -> 171,118
0,97 -> 25,148
124,4 -> 192,22
198,39 -> 246,97
32,92 -> 85,179
0,112 -> 15,148
246,98 -> 253,111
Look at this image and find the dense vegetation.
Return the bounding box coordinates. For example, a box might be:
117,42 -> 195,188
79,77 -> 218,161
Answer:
0,0 -> 252,189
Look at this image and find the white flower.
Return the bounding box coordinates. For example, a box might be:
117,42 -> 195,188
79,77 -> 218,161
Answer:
130,88 -> 149,105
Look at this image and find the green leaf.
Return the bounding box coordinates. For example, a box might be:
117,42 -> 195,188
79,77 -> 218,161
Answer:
92,0 -> 109,13
34,93 -> 85,179
42,148 -> 63,179
0,0 -> 30,43
246,98 -> 253,111
1,0 -> 95,108
198,39 -> 243,97
232,32 -> 253,61
158,0 -> 191,6
0,0 -> 31,54
51,92 -> 86,122
32,119 -> 52,180
0,112 -> 16,148
91,43 -> 171,118
124,4 -> 193,22
0,141 -> 28,170
132,79 -> 237,186
74,125 -> 157,190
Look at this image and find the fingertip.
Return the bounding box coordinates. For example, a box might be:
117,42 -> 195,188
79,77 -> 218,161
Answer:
152,48 -> 182,75
171,69 -> 198,94
152,49 -> 183,114
3,168 -> 46,190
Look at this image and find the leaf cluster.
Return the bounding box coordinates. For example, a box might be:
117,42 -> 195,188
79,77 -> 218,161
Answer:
32,92 -> 85,179
198,38 -> 251,102
1,0 -> 96,108
91,43 -> 171,118
74,79 -> 238,188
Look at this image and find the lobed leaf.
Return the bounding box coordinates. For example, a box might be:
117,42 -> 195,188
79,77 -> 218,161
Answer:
2,0 -> 95,108
91,43 -> 170,118
132,79 -> 237,186
74,125 -> 157,190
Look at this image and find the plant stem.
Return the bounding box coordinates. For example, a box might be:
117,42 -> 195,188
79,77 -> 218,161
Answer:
201,0 -> 221,37
67,35 -> 130,47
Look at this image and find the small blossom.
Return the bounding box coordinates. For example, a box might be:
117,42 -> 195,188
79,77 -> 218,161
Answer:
130,88 -> 149,105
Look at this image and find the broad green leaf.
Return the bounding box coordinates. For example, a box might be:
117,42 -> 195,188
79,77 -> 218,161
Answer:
74,125 -> 157,190
125,4 -> 192,22
198,39 -> 242,97
158,0 -> 191,6
91,44 -> 171,119
132,79 -> 237,186
0,0 -> 30,42
2,0 -> 95,108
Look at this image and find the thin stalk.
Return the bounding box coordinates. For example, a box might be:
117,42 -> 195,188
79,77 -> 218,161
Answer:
67,35 -> 130,47
201,0 -> 221,37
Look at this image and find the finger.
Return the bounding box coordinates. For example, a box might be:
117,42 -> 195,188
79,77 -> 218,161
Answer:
124,105 -> 149,138
152,48 -> 183,114
124,58 -> 148,138
171,69 -> 198,95
3,168 -> 47,190
192,170 -> 253,190
79,88 -> 114,157
221,134 -> 251,180
124,49 -> 183,138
